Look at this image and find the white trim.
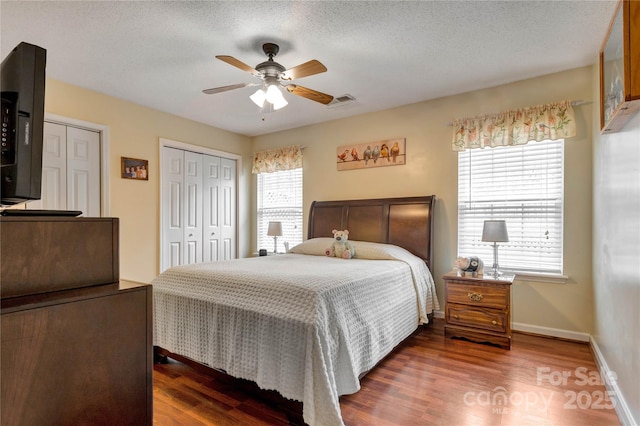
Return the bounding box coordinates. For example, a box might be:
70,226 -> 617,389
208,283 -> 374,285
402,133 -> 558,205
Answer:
433,310 -> 445,319
159,137 -> 242,162
512,272 -> 570,284
44,113 -> 110,216
590,336 -> 636,426
512,322 -> 590,342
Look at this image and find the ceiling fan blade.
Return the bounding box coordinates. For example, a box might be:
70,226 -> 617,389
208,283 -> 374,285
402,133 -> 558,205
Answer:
202,83 -> 255,95
285,84 -> 334,105
281,60 -> 327,81
215,55 -> 257,74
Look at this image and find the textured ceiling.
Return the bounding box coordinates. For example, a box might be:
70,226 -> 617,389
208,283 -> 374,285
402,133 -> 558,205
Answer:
1,1 -> 617,137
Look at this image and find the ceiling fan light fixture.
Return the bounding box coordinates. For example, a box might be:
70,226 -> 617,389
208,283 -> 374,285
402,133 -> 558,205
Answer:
250,89 -> 266,107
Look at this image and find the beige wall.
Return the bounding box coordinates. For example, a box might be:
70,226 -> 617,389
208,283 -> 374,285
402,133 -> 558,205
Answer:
44,79 -> 252,283
253,66 -> 595,335
592,76 -> 640,422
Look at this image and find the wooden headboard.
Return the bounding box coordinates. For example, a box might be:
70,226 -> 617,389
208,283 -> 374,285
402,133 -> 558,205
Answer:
308,195 -> 435,270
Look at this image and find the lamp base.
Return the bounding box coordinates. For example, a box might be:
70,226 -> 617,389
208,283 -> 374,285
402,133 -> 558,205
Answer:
485,269 -> 503,279
489,242 -> 502,278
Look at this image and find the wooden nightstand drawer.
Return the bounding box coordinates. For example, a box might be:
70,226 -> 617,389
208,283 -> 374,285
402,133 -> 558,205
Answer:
446,303 -> 507,333
446,282 -> 508,309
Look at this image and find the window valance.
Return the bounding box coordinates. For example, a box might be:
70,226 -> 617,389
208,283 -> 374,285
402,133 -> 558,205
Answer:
252,145 -> 303,174
451,100 -> 576,151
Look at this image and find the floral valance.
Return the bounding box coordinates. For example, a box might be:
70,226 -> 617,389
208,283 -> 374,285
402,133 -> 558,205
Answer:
252,145 -> 303,174
451,100 -> 576,151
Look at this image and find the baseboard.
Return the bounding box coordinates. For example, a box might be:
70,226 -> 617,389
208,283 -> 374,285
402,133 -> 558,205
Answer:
511,322 -> 590,342
433,310 -> 445,319
590,336 -> 637,426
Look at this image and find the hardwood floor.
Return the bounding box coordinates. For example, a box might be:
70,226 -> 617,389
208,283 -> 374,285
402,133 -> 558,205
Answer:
153,319 -> 620,425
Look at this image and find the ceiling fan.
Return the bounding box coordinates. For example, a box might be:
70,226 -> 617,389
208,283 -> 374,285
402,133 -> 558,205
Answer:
202,43 -> 334,110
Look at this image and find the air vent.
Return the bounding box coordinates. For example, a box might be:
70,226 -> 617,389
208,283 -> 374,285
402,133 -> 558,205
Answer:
327,94 -> 357,109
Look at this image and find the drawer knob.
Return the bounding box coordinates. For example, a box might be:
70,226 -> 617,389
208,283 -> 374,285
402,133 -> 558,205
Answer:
453,314 -> 459,319
467,292 -> 484,302
492,320 -> 497,325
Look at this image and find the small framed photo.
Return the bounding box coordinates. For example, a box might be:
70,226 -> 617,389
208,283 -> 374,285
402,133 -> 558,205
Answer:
121,157 -> 148,180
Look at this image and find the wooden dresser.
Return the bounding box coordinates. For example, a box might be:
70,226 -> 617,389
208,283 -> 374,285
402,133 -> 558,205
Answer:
0,216 -> 153,425
443,270 -> 514,350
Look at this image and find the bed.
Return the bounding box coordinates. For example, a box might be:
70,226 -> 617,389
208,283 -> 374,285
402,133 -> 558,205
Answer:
152,195 -> 438,426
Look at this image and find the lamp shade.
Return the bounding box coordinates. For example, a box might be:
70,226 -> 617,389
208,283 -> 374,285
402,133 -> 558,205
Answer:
271,95 -> 288,110
250,89 -> 266,108
267,221 -> 283,237
265,84 -> 288,110
265,84 -> 282,103
482,220 -> 509,242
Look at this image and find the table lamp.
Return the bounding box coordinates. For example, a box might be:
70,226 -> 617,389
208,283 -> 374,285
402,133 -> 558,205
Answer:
267,221 -> 283,254
482,220 -> 509,277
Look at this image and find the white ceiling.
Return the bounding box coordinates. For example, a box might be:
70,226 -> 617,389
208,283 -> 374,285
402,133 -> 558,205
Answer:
1,1 -> 617,137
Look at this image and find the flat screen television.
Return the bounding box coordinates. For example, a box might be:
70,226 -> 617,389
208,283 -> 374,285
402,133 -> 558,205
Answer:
1,42 -> 47,206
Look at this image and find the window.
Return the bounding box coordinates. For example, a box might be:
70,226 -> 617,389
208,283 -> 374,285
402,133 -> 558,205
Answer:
257,168 -> 303,253
457,139 -> 564,275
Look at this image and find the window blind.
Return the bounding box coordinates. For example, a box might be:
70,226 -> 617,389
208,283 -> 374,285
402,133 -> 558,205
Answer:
457,139 -> 564,275
257,168 -> 303,253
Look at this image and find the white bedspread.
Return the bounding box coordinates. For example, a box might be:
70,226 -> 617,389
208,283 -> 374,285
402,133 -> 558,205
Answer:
152,243 -> 438,426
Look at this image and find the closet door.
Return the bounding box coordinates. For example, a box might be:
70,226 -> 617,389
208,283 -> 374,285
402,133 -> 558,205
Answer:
30,123 -> 100,216
161,147 -> 184,269
66,127 -> 100,216
160,144 -> 237,272
203,156 -> 236,261
183,151 -> 203,265
202,155 -> 221,262
220,157 -> 236,260
37,122 -> 68,210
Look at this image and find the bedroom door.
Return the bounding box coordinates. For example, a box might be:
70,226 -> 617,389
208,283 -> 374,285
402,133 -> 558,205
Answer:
161,146 -> 237,272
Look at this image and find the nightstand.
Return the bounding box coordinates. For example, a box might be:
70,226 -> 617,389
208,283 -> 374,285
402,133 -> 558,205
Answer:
443,271 -> 515,349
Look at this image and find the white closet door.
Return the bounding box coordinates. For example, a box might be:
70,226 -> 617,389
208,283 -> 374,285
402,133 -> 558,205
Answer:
30,123 -> 100,216
203,155 -> 221,262
66,127 -> 100,216
220,157 -> 236,260
32,122 -> 67,210
183,151 -> 203,265
160,144 -> 237,272
161,147 -> 185,270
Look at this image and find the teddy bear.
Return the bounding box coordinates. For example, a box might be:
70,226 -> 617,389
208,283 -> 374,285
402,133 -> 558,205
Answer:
325,229 -> 356,259
455,256 -> 484,276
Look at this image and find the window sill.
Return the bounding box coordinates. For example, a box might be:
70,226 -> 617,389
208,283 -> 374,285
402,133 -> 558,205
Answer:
508,271 -> 569,284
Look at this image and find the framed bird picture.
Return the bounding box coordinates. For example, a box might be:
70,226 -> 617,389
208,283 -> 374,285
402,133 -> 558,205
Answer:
336,138 -> 406,171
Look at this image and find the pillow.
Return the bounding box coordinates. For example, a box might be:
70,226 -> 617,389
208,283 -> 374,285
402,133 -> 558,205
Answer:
349,240 -> 404,260
289,238 -> 411,260
288,238 -> 335,256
